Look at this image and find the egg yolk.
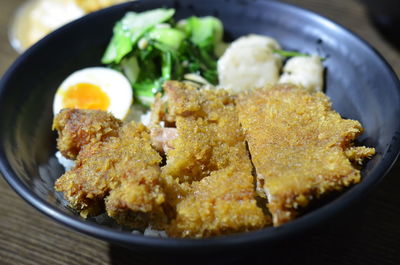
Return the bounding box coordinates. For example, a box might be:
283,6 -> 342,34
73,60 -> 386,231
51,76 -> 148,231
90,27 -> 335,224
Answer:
62,83 -> 110,110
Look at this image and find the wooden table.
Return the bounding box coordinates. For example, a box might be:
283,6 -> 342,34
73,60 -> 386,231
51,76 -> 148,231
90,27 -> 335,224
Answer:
1,0 -> 399,264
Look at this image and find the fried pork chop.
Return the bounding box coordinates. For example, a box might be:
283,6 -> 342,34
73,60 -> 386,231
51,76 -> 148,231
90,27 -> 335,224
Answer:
53,82 -> 375,236
54,110 -> 166,229
161,81 -> 269,237
162,81 -> 249,183
53,108 -> 122,160
236,84 -> 375,226
168,167 -> 269,237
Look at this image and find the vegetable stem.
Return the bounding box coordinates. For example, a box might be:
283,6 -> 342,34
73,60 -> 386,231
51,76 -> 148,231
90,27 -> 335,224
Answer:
273,49 -> 325,61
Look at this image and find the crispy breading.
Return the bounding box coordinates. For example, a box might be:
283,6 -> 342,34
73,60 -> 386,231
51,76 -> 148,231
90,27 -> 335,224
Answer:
168,167 -> 270,238
162,81 -> 248,182
55,118 -> 166,229
52,108 -> 122,160
236,84 -> 375,226
149,93 -> 165,127
54,82 -> 375,236
161,81 -> 269,237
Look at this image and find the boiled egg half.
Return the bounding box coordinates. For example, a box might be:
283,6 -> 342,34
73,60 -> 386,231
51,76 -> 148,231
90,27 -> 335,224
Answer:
53,67 -> 132,120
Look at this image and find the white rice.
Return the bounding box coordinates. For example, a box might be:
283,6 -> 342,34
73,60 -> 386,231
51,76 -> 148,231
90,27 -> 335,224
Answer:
55,151 -> 75,171
143,226 -> 168,238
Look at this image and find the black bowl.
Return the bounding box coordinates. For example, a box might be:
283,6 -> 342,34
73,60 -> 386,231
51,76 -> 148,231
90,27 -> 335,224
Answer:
1,0 -> 400,260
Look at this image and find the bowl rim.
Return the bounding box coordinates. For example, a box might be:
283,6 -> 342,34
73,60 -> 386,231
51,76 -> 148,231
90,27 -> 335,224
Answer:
1,0 -> 400,250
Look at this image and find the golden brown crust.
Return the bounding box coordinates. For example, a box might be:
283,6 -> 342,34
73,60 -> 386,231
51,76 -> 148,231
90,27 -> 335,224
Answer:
236,84 -> 375,225
162,81 -> 244,183
161,81 -> 269,237
52,108 -> 122,160
167,168 -> 271,238
53,83 -> 375,236
55,117 -> 166,229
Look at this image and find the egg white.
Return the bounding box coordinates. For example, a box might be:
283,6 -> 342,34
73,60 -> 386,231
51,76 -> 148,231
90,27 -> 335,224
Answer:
53,67 -> 132,120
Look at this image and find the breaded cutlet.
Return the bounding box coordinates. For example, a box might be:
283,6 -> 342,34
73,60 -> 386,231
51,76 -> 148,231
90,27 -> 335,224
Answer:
54,111 -> 166,229
53,108 -> 122,160
236,84 -> 375,226
167,167 -> 270,238
103,122 -> 167,229
161,81 -> 269,237
162,81 -> 249,183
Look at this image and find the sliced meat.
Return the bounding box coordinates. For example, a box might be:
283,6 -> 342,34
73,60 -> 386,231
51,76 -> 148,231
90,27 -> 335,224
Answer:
150,126 -> 178,154
168,167 -> 271,238
55,121 -> 167,229
161,81 -> 269,237
236,84 -> 375,226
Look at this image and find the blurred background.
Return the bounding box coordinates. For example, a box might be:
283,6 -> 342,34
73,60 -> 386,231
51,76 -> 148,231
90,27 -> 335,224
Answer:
0,0 -> 399,264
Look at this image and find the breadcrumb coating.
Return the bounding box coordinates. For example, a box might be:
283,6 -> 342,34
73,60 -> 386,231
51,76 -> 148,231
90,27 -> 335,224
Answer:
162,81 -> 269,237
55,112 -> 166,229
52,108 -> 122,160
168,167 -> 270,238
53,82 -> 375,236
236,84 -> 375,226
162,81 -> 248,182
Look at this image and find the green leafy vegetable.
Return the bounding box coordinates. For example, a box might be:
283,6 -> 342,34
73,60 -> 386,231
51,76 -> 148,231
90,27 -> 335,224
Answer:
273,49 -> 310,58
273,49 -> 325,61
179,40 -> 218,84
161,51 -> 172,80
147,27 -> 186,51
179,16 -> 223,52
121,56 -> 140,85
134,79 -> 162,107
102,22 -> 133,65
102,8 -> 222,106
102,8 -> 175,64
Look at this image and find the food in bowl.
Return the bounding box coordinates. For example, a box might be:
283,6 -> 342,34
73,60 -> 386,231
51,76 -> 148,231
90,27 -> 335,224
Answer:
9,0 -> 130,53
51,8 -> 375,238
52,67 -> 133,120
236,86 -> 374,225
